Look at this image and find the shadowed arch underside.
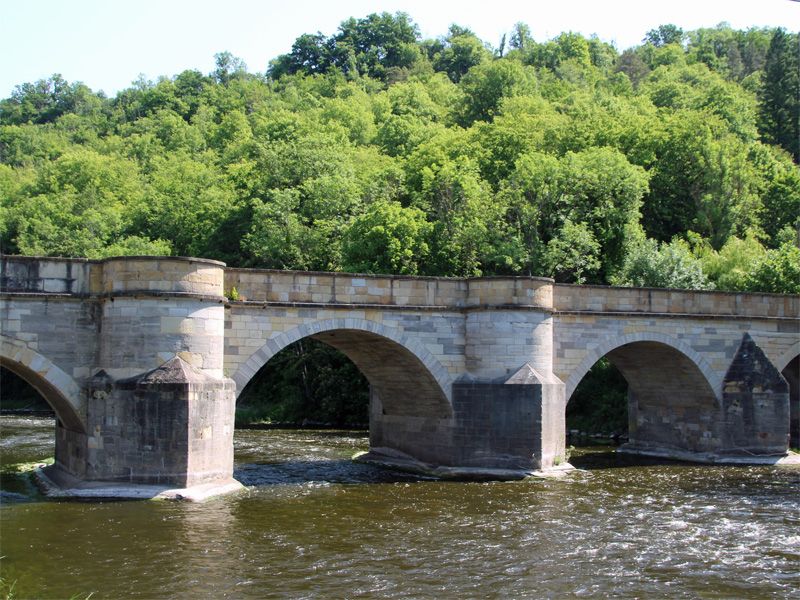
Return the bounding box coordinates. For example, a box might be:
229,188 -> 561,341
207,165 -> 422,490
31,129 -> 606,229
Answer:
569,341 -> 720,454
311,329 -> 451,418
782,355 -> 799,448
608,342 -> 719,453
233,320 -> 453,419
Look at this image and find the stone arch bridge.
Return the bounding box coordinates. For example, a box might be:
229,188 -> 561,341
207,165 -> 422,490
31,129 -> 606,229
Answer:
1,255 -> 798,496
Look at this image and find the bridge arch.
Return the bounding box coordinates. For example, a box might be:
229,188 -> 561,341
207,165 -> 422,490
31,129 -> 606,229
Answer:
565,332 -> 720,402
775,342 -> 799,448
565,332 -> 723,453
1,336 -> 86,432
233,318 -> 454,418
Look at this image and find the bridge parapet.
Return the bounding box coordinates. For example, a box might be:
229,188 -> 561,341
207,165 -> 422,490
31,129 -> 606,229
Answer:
0,255 -> 99,295
465,277 -> 552,309
1,255 -> 227,299
554,284 -> 799,319
102,256 -> 225,297
224,268 -> 464,306
224,269 -> 554,309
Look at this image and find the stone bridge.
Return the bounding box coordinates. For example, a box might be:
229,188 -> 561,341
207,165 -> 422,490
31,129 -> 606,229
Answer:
1,255 -> 798,497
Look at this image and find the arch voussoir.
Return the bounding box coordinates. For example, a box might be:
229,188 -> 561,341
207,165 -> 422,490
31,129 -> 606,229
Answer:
233,317 -> 454,416
565,332 -> 720,402
1,335 -> 86,432
775,341 -> 800,373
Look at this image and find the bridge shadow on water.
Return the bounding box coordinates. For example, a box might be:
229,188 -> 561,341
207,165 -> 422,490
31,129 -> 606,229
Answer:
568,447 -> 698,471
233,459 -> 426,487
233,452 -> 695,488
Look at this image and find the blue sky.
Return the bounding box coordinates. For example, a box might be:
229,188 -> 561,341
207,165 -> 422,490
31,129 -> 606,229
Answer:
2,0 -> 798,98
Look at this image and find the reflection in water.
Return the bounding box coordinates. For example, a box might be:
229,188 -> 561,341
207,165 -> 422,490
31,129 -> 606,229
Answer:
1,416 -> 798,598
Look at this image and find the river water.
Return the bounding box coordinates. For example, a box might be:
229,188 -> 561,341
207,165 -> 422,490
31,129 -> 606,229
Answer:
1,415 -> 798,599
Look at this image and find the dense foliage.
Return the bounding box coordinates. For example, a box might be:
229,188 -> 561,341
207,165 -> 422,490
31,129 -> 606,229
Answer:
2,15 -> 798,429
2,14 -> 797,292
566,358 -> 628,436
236,339 -> 369,427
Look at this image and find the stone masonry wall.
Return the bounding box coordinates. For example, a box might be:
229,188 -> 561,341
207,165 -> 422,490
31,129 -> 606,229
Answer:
224,269 -> 552,309
1,255 -> 797,479
554,313 -> 799,401
1,296 -> 100,383
554,284 -> 799,319
225,306 -> 467,390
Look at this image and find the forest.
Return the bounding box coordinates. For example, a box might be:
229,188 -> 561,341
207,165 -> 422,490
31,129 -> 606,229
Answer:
1,14 -> 798,430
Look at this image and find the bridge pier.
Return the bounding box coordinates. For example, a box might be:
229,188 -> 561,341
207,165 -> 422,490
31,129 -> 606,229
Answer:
363,298 -> 569,477
36,257 -> 241,499
366,363 -> 567,478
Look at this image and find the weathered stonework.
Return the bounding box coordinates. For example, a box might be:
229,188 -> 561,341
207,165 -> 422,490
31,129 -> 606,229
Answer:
367,363 -> 566,475
1,255 -> 799,496
85,358 -> 235,486
721,333 -> 790,456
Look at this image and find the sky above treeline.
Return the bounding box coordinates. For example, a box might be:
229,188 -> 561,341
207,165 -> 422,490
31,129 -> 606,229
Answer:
3,0 -> 798,98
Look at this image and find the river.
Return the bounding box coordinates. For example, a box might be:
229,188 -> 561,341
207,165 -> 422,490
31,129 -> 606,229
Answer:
1,415 -> 798,598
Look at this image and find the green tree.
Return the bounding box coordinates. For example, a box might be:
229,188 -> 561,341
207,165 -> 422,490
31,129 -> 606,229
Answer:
698,233 -> 766,291
429,25 -> 492,82
341,200 -> 431,274
686,24 -> 773,81
456,58 -> 537,126
418,156 -> 518,276
5,148 -> 172,257
509,22 -> 534,52
644,24 -> 685,47
613,237 -> 713,289
500,147 -> 648,281
555,147 -> 650,278
543,219 -> 601,283
528,32 -> 593,72
642,62 -> 758,140
642,111 -> 762,247
746,242 -> 800,294
0,74 -> 104,125
269,12 -> 421,83
131,154 -> 238,258
268,33 -> 332,79
213,51 -> 248,85
243,189 -> 331,270
615,49 -> 650,88
758,28 -> 800,161
750,144 -> 800,245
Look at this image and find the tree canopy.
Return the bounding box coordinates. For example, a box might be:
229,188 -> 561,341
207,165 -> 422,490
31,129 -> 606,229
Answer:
1,15 -> 798,295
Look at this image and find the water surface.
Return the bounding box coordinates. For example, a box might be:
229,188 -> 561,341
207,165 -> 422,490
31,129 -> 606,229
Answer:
1,416 -> 798,598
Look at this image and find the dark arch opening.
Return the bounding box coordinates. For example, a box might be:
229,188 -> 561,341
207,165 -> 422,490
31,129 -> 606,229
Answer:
0,366 -> 57,481
233,327 -> 455,474
237,328 -> 452,420
0,358 -> 84,432
782,356 -> 799,449
237,338 -> 369,428
1,366 -> 53,414
567,341 -> 719,455
566,358 -> 628,443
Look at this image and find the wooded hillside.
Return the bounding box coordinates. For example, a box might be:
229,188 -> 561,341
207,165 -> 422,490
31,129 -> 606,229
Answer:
2,14 -> 798,293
